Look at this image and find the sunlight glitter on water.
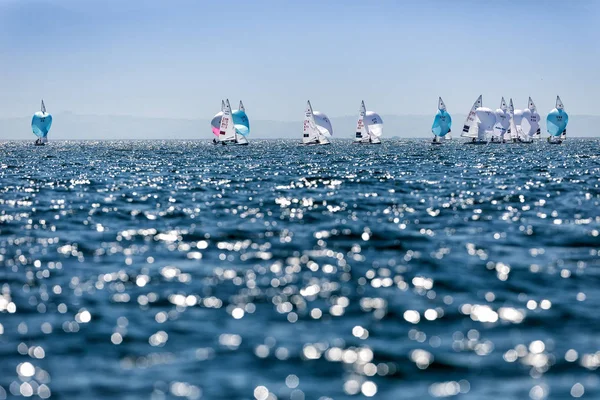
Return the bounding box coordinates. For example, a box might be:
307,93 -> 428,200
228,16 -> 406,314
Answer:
1,139 -> 599,399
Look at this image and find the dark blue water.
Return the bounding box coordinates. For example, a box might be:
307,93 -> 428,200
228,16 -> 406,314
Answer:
1,139 -> 599,400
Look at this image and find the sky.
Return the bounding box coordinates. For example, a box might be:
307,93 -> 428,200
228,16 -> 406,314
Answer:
1,0 -> 599,121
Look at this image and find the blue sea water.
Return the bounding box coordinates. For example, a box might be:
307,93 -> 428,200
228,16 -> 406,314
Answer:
1,139 -> 599,400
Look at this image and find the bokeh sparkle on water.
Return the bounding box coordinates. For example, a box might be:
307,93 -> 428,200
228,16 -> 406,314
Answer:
1,139 -> 599,400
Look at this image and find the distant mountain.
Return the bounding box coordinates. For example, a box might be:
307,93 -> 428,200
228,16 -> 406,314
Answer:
1,113 -> 598,140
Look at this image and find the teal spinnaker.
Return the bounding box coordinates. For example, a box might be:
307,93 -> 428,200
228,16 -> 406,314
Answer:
546,109 -> 568,137
31,112 -> 52,138
232,110 -> 250,136
432,110 -> 452,137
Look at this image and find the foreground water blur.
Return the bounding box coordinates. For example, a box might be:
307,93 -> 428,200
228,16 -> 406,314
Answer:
0,139 -> 599,400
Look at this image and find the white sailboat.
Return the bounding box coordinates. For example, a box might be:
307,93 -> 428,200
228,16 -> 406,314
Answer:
217,99 -> 246,145
354,100 -> 382,144
492,97 -> 510,143
232,100 -> 249,146
506,99 -> 519,143
461,95 -> 487,144
520,97 -> 541,143
302,101 -> 331,145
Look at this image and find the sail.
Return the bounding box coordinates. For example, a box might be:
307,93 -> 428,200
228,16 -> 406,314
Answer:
432,97 -> 452,137
507,99 -> 517,140
354,100 -> 368,142
303,101 -> 320,144
461,95 -> 482,138
500,97 -> 508,112
521,97 -> 541,138
211,112 -> 223,137
493,98 -> 510,139
31,100 -> 52,139
365,111 -> 383,138
527,97 -> 537,112
546,96 -> 568,137
218,99 -> 236,142
232,102 -> 250,137
236,134 -> 249,145
513,109 -> 527,140
475,107 -> 496,141
210,100 -> 226,137
313,111 -> 333,137
438,97 -> 447,112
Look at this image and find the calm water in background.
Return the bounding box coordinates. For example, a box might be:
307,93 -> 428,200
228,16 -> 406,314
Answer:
1,139 -> 599,400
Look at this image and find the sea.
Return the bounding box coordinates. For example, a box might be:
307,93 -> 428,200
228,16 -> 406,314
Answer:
1,139 -> 599,400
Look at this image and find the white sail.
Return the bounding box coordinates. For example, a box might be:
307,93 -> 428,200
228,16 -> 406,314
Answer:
514,110 -> 528,141
41,100 -> 46,114
521,97 -> 541,138
507,99 -> 517,140
461,95 -> 482,138
239,100 -> 245,112
528,97 -> 537,112
318,134 -> 330,145
493,97 -> 510,141
303,101 -> 320,144
219,99 -> 236,142
438,97 -> 447,112
354,100 -> 368,142
313,112 -> 333,137
221,100 -> 225,112
556,96 -> 564,110
475,107 -> 495,141
236,134 -> 248,145
365,111 -> 383,142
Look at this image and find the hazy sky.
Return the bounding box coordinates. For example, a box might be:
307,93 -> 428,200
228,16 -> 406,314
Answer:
1,0 -> 599,120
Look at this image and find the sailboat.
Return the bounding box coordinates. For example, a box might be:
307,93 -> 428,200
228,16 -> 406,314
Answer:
211,100 -> 225,144
213,99 -> 248,145
302,101 -> 332,145
31,100 -> 52,146
546,96 -> 568,144
232,100 -> 250,146
462,95 -> 495,144
431,97 -> 452,144
354,101 -> 383,144
491,97 -> 510,143
520,97 -> 541,143
508,99 -> 528,143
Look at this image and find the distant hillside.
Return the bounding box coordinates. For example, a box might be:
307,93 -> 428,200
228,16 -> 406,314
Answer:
1,113 -> 598,140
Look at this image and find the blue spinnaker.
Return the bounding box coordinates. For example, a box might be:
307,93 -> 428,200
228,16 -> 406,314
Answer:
546,109 -> 568,137
31,111 -> 52,138
432,110 -> 452,137
232,110 -> 250,136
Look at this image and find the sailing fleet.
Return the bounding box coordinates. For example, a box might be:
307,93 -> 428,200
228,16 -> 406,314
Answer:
456,95 -> 566,145
28,96 -> 569,146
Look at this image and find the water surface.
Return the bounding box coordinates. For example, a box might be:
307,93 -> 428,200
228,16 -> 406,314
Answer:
1,139 -> 599,399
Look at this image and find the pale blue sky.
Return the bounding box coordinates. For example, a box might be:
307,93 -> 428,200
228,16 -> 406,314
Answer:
1,0 -> 598,120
